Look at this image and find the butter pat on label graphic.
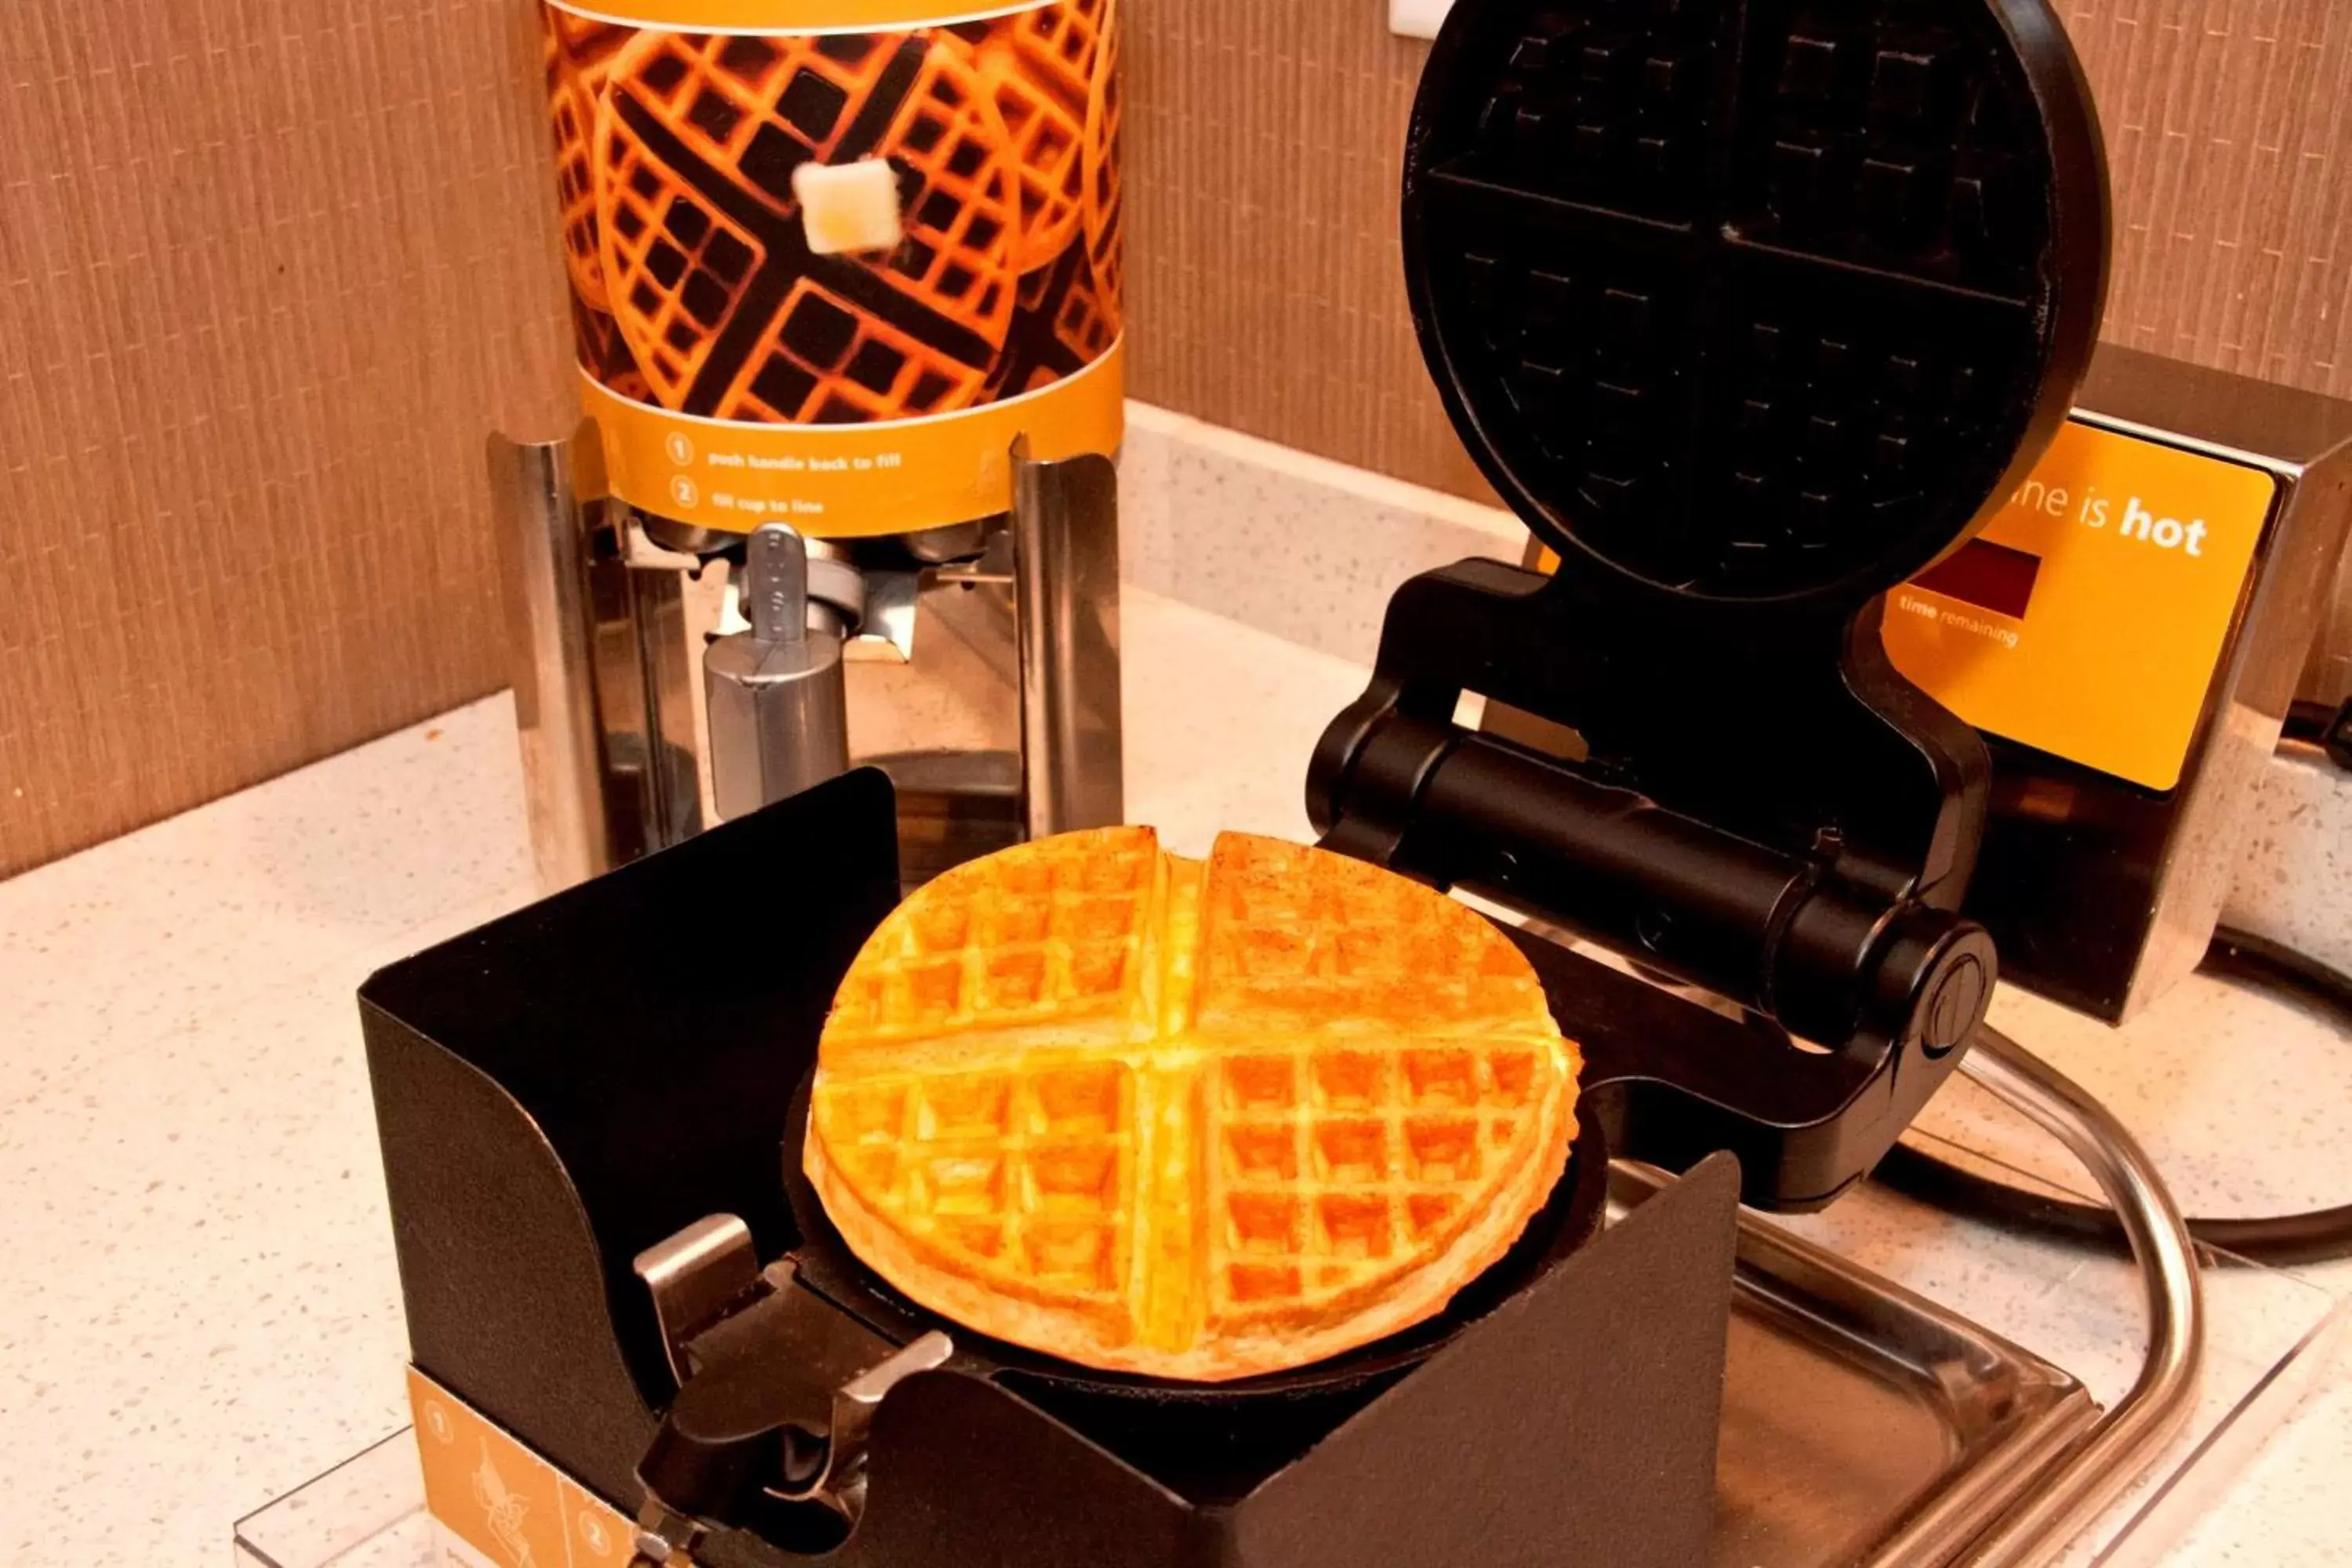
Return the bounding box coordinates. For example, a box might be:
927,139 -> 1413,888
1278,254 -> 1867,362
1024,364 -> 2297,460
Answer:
1883,419 -> 2278,792
795,159 -> 906,256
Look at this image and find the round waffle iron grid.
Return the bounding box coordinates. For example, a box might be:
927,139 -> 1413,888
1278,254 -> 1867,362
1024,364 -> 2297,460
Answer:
1407,0 -> 2102,604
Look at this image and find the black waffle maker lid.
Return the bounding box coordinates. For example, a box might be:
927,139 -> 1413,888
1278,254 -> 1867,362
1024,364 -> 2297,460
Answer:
1403,0 -> 2108,608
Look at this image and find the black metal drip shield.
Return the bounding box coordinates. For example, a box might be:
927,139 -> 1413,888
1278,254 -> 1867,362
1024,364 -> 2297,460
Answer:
366,771 -> 1742,1568
1311,0 -> 2109,1212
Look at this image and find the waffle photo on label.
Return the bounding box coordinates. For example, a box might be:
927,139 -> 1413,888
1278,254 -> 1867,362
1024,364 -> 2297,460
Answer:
543,7 -> 633,310
804,828 -> 1584,1382
1078,0 -> 1123,335
590,26 -> 1026,423
539,0 -> 1124,442
975,0 -> 1105,272
981,0 -> 1123,399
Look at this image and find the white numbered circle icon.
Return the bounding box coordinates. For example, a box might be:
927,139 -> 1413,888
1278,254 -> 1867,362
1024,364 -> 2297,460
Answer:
665,432 -> 695,466
670,475 -> 699,510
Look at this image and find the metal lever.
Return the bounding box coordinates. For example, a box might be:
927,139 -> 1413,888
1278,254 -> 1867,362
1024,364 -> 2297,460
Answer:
632,1215 -> 763,1390
629,1258 -> 957,1565
772,1330 -> 955,1520
704,524 -> 851,821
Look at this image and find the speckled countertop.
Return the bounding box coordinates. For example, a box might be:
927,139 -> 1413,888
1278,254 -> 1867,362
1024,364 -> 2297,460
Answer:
2,407 -> 2348,1564
0,590 -> 1377,1566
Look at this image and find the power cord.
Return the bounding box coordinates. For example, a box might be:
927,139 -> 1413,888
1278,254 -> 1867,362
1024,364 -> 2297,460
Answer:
2282,696 -> 2352,768
1875,700 -> 2352,1268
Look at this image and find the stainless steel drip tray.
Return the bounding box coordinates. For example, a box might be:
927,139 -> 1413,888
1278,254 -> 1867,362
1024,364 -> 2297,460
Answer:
1610,1167 -> 2100,1568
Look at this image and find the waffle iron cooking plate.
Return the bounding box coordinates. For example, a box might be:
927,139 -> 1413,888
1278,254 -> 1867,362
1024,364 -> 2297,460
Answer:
1405,0 -> 2107,605
605,4 -> 2114,1558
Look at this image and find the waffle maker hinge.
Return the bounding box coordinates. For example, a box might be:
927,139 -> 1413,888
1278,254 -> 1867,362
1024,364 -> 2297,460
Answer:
1353,0 -> 2110,1214
1308,567 -> 1998,1214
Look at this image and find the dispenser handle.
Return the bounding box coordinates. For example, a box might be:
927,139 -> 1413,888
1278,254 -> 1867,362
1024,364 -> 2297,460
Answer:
703,525 -> 852,822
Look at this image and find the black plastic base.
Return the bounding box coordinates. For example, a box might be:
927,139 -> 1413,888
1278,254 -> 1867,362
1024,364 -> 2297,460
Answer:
364,773 -> 1740,1567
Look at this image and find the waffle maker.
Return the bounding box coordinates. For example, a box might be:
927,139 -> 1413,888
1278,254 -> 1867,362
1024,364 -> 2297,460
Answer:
1316,0 -> 2104,1209
364,2 -> 2107,1564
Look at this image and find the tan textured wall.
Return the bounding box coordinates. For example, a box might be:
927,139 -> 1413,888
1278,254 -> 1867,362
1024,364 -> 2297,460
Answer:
2075,2 -> 2352,392
0,0 -> 573,877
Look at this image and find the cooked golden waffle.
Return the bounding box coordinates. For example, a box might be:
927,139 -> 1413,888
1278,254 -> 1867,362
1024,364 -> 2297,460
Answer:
542,9 -> 631,310
805,827 -> 1581,1382
593,27 -> 1021,419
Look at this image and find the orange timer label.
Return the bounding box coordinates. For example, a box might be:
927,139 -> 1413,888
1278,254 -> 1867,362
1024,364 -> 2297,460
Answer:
1882,420 -> 2278,791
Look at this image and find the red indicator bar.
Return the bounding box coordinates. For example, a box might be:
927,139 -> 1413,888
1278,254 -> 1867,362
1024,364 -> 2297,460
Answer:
1912,538 -> 2042,620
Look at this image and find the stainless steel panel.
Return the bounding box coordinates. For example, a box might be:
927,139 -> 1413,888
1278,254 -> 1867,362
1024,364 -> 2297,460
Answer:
846,569 -> 1029,884
864,746 -> 1025,891
1610,1166 -> 2103,1568
2070,349 -> 2352,1016
588,521 -> 702,863
488,423 -> 613,891
1011,442 -> 1124,839
704,526 -> 851,822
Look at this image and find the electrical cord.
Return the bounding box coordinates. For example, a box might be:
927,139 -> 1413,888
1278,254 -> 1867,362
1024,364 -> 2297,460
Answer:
2281,696 -> 2352,768
1876,701 -> 2352,1267
1876,927 -> 2352,1266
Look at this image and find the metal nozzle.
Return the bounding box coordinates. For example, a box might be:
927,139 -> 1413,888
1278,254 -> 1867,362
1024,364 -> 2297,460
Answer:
745,523 -> 811,644
704,524 -> 851,822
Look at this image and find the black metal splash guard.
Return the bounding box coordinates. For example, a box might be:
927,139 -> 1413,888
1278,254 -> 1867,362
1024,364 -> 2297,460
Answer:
363,771 -> 1742,1568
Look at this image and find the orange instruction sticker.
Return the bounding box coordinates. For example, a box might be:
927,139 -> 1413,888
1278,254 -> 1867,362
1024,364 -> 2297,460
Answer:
409,1367 -> 648,1568
1882,420 -> 2278,791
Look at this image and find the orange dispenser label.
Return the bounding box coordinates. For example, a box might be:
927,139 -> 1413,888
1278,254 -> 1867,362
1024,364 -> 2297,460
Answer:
538,0 -> 1126,535
410,1367 -> 650,1567
1882,421 -> 2278,791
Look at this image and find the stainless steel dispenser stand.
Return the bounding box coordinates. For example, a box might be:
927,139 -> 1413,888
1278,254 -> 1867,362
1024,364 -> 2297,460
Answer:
488,421 -> 705,890
1011,439 -> 1124,844
487,425 -> 1123,891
